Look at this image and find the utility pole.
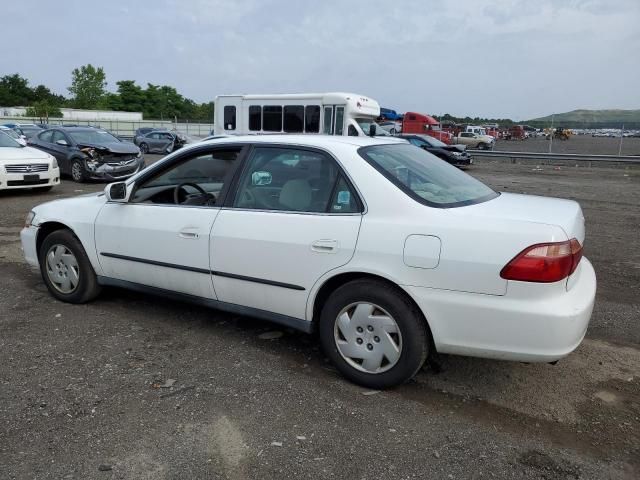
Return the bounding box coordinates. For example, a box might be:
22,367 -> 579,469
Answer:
618,124 -> 624,156
549,114 -> 554,154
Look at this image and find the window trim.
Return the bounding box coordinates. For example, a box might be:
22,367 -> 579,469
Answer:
223,144 -> 364,215
357,144 -> 499,209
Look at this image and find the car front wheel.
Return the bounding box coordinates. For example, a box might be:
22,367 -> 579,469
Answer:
39,229 -> 101,303
71,160 -> 86,182
139,142 -> 149,154
319,279 -> 430,389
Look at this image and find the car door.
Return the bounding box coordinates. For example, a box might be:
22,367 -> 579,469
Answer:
94,145 -> 245,298
49,130 -> 74,173
210,145 -> 363,321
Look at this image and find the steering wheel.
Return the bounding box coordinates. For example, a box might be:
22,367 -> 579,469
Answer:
173,182 -> 208,204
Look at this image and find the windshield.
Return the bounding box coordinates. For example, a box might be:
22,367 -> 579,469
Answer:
355,118 -> 390,136
1,128 -> 21,141
69,130 -> 120,144
0,131 -> 22,147
359,144 -> 498,208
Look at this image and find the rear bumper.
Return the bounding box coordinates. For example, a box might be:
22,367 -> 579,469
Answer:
0,168 -> 60,190
403,257 -> 596,362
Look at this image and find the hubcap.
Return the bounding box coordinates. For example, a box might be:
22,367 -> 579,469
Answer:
334,302 -> 402,374
45,244 -> 80,294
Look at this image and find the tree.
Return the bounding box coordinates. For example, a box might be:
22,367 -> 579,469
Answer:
25,101 -> 63,122
0,74 -> 34,106
68,64 -> 107,109
32,84 -> 66,106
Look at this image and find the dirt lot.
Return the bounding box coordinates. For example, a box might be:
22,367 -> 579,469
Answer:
0,152 -> 638,479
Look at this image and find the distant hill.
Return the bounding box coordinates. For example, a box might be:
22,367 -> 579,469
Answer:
527,109 -> 640,128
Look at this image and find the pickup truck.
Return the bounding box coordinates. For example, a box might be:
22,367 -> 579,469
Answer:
452,132 -> 494,150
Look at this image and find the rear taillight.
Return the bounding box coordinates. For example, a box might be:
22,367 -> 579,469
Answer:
500,238 -> 583,283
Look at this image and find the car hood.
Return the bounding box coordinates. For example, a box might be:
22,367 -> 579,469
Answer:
0,146 -> 51,162
77,141 -> 139,154
452,192 -> 584,243
443,144 -> 466,153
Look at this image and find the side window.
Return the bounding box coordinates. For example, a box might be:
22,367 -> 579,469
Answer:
409,138 -> 423,147
263,106 -> 282,132
283,105 -> 304,133
38,130 -> 53,143
249,105 -> 261,131
224,106 -> 236,130
328,176 -> 360,213
347,125 -> 359,136
305,106 -> 320,133
51,130 -> 67,144
334,106 -> 345,135
233,147 -> 347,213
131,148 -> 242,206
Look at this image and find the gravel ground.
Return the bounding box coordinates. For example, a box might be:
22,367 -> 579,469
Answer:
0,149 -> 638,479
493,135 -> 640,156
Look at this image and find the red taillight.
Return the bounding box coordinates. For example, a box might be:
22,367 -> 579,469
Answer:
500,238 -> 583,283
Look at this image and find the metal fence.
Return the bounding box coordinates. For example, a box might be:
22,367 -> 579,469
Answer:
0,116 -> 213,139
468,150 -> 640,165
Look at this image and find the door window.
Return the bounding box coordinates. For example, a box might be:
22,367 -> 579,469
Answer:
323,107 -> 333,135
233,147 -> 357,213
334,106 -> 345,135
51,130 -> 68,144
131,147 -> 242,206
348,125 -> 359,136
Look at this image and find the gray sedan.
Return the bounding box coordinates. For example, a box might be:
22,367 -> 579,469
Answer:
134,130 -> 186,154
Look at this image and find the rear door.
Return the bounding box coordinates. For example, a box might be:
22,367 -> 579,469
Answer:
210,145 -> 363,321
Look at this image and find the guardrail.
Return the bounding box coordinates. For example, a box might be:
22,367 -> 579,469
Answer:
467,150 -> 640,164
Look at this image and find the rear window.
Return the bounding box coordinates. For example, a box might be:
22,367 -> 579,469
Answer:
358,144 -> 498,208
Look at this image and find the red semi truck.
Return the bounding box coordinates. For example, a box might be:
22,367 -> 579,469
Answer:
402,112 -> 453,144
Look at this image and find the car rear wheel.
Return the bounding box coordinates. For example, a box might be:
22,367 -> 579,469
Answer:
71,160 -> 86,182
39,229 -> 101,304
319,279 -> 430,389
139,142 -> 149,154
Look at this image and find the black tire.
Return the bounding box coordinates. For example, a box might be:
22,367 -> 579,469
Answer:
39,229 -> 101,304
32,186 -> 53,193
71,159 -> 86,183
139,142 -> 149,154
319,279 -> 430,389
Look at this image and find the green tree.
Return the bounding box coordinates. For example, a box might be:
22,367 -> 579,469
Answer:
0,74 -> 34,106
25,101 -> 63,122
32,84 -> 66,106
68,64 -> 107,109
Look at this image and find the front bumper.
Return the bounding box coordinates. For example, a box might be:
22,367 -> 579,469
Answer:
403,257 -> 596,362
0,167 -> 60,190
20,225 -> 39,268
85,158 -> 145,181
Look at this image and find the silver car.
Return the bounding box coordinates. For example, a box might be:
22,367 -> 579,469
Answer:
134,130 -> 186,154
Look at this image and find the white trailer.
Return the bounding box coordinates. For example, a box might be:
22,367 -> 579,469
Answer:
214,92 -> 384,137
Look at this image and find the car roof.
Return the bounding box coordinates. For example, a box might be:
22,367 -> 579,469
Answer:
198,134 -> 404,149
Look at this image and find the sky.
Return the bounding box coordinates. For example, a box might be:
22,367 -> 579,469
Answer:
1,0 -> 639,120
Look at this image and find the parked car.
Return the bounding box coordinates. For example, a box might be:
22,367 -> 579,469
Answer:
379,121 -> 402,135
15,125 -> 44,140
0,130 -> 59,192
453,132 -> 494,149
0,125 -> 27,146
134,127 -> 158,138
21,135 -> 596,388
134,130 -> 186,154
379,108 -> 403,121
399,134 -> 472,168
28,127 -> 144,183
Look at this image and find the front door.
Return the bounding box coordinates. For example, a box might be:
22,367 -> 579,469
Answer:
94,145 -> 245,298
211,145 -> 363,321
322,105 -> 346,136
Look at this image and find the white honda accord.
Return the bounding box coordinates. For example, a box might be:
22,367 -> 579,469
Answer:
21,135 -> 596,388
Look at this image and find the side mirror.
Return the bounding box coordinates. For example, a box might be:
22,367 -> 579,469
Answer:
55,139 -> 68,146
251,171 -> 272,186
104,182 -> 128,202
369,124 -> 376,137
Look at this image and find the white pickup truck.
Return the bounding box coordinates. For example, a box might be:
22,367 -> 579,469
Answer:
452,131 -> 495,150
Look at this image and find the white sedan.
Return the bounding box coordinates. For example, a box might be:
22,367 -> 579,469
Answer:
1,131 -> 60,192
20,135 -> 596,388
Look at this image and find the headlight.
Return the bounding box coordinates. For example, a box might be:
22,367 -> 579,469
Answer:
50,155 -> 58,169
25,211 -> 36,227
86,160 -> 99,171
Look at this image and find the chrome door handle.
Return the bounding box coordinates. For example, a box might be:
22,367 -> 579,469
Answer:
311,239 -> 338,253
